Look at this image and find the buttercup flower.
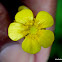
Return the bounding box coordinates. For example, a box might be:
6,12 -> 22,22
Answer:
8,6 -> 54,54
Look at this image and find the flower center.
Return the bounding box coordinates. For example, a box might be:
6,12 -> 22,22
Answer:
30,26 -> 38,34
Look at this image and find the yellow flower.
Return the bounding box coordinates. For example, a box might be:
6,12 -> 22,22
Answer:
8,6 -> 54,54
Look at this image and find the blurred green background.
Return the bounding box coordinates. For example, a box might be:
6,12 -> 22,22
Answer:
1,0 -> 62,62
48,0 -> 62,62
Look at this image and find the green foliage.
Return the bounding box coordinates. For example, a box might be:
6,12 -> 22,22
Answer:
49,0 -> 62,61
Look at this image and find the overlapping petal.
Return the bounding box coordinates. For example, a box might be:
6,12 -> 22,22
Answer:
22,34 -> 41,54
15,9 -> 34,26
35,11 -> 54,29
8,22 -> 29,41
37,30 -> 54,48
18,5 -> 29,11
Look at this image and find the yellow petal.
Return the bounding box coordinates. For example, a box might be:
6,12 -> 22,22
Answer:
22,34 -> 41,54
35,11 -> 54,28
8,22 -> 29,41
37,30 -> 54,48
15,9 -> 34,25
18,5 -> 29,11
